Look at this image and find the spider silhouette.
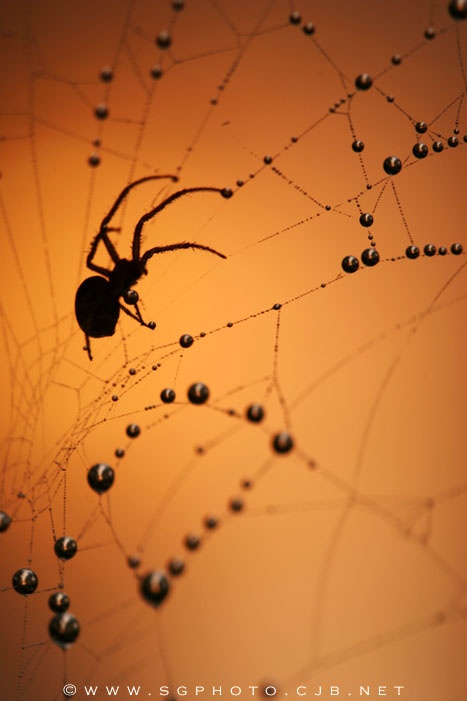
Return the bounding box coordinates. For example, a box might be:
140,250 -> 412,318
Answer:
75,175 -> 232,360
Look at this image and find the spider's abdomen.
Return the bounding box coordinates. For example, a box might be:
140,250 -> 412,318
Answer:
75,276 -> 120,338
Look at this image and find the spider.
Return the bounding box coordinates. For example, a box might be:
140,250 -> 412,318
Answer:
75,174 -> 232,360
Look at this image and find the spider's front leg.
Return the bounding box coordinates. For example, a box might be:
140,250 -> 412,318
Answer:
119,290 -> 156,330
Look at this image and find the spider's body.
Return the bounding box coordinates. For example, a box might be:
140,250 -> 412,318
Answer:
75,276 -> 121,339
75,175 -> 231,359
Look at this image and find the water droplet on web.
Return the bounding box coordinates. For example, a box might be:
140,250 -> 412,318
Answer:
406,245 -> 420,259
12,568 -> 38,595
126,423 -> 141,438
424,244 -> 436,257
94,103 -> 109,120
359,213 -> 374,227
168,557 -> 185,576
229,497 -> 244,512
272,432 -> 294,454
289,11 -> 301,25
303,22 -> 315,35
140,571 -> 170,606
49,612 -> 80,648
156,31 -> 172,49
179,334 -> 194,348
187,383 -> 209,405
160,388 -> 176,403
48,592 -> 70,613
383,156 -> 402,175
150,65 -> 163,79
246,404 -> 265,422
54,536 -> 78,560
128,555 -> 141,569
412,143 -> 428,159
352,139 -> 364,152
87,463 -> 115,494
361,248 -> 380,266
100,66 -> 114,82
355,73 -> 373,90
342,255 -> 359,273
184,533 -> 201,550
0,510 -> 11,532
204,515 -> 219,529
448,0 -> 467,20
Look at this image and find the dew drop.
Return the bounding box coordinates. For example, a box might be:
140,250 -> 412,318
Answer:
160,388 -> 176,404
49,592 -> 70,613
383,156 -> 402,175
184,533 -> 201,550
168,557 -> 185,576
54,536 -> 78,561
100,66 -> 114,82
12,568 -> 38,595
0,510 -> 12,532
150,65 -> 163,79
355,73 -> 373,90
352,139 -> 364,152
140,570 -> 170,606
187,382 -> 209,405
179,333 -> 194,348
94,103 -> 109,120
49,612 -> 80,648
88,153 -> 100,167
361,248 -> 380,267
126,423 -> 141,438
87,463 -> 115,494
359,213 -> 374,227
448,0 -> 467,19
229,497 -> 244,512
424,244 -> 436,257
246,404 -> 265,423
289,11 -> 301,24
412,143 -> 429,159
156,30 -> 172,49
341,255 -> 359,273
272,432 -> 294,454
406,245 -> 420,259
303,22 -> 315,35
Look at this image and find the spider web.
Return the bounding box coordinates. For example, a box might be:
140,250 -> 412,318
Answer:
0,1 -> 467,700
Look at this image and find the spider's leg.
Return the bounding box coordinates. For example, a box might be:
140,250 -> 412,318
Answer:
132,186 -> 231,262
87,225 -> 121,270
141,241 -> 226,268
87,175 -> 177,270
119,302 -> 154,328
83,333 -> 93,361
101,176 -> 178,231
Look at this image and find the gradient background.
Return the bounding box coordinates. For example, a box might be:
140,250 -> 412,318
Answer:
0,1 -> 466,700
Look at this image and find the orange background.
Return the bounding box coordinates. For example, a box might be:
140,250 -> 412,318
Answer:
0,1 -> 466,700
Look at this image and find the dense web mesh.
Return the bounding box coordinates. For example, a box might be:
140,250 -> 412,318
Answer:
0,1 -> 466,700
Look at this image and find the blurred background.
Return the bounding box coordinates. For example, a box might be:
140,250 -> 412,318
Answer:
0,1 -> 466,699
